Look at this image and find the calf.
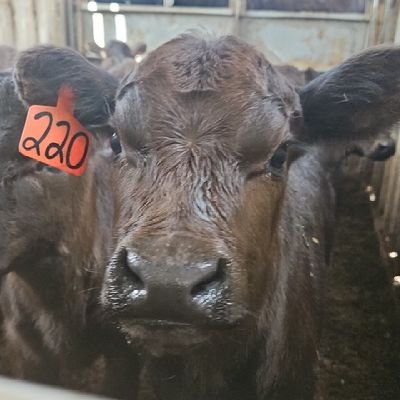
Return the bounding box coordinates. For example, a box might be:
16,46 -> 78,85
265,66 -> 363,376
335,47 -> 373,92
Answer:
100,34 -> 400,400
101,40 -> 138,80
84,41 -> 105,67
275,64 -> 320,88
0,46 -> 136,397
276,63 -> 396,163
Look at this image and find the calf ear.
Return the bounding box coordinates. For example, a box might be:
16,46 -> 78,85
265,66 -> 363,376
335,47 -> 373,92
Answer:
300,45 -> 400,141
13,45 -> 118,129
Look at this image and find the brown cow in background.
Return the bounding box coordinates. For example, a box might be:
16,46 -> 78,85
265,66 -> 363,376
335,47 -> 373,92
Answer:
83,40 -> 146,80
101,40 -> 147,80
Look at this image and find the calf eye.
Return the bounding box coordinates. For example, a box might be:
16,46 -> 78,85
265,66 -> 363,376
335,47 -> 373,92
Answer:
246,141 -> 306,181
266,146 -> 288,178
110,132 -> 122,155
246,146 -> 288,181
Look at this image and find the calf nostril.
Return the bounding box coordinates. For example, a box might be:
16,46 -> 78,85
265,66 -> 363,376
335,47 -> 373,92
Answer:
191,258 -> 227,296
122,248 -> 145,288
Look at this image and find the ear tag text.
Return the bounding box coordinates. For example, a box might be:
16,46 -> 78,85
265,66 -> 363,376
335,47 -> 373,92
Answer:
18,86 -> 91,176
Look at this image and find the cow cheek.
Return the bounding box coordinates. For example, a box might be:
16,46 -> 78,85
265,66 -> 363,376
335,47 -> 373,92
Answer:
233,179 -> 285,308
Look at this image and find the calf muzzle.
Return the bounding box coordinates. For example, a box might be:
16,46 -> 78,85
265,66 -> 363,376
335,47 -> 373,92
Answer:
117,247 -> 229,325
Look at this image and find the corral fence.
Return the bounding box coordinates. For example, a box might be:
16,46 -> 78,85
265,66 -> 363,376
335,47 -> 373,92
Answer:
1,0 -> 396,70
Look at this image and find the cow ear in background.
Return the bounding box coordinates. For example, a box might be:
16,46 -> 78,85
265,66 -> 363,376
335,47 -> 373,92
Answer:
300,45 -> 400,142
303,67 -> 320,83
13,45 -> 118,129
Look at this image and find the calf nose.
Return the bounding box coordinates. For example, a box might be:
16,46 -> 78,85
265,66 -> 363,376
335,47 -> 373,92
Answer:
122,248 -> 227,323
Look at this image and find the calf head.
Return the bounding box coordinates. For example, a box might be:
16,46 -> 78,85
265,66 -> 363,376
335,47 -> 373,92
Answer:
103,35 -> 300,344
102,35 -> 400,352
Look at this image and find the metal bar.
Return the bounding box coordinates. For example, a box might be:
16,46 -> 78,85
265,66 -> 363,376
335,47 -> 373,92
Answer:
65,0 -> 75,48
242,10 -> 370,21
377,155 -> 392,218
81,4 -> 233,16
75,0 -> 85,52
379,0 -> 393,42
383,150 -> 400,233
367,0 -> 381,45
394,0 -> 400,41
232,0 -> 242,35
387,131 -> 400,234
240,0 -> 246,13
80,4 -> 370,21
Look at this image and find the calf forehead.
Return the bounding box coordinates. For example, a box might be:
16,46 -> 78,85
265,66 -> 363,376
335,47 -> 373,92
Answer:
129,34 -> 294,103
116,34 -> 299,153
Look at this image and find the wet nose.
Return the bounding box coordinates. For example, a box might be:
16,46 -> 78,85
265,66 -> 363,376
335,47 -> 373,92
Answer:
368,139 -> 396,161
121,248 -> 227,323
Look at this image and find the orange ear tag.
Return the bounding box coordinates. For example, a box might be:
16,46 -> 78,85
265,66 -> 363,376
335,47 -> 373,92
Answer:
18,86 -> 92,176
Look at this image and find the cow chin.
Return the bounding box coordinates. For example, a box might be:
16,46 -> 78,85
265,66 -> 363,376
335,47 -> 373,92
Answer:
118,320 -> 214,356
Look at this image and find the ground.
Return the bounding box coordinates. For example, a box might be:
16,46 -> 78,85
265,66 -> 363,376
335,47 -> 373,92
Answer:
317,175 -> 400,400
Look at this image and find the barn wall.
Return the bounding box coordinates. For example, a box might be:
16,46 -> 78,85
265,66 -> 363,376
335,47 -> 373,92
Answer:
0,0 -> 67,50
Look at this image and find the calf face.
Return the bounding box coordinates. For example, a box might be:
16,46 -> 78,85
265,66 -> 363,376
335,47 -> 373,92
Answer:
101,34 -> 400,400
104,34 -> 301,330
0,46 -> 125,392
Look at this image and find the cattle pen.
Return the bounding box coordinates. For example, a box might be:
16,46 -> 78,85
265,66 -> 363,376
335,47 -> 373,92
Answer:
1,1 -> 400,400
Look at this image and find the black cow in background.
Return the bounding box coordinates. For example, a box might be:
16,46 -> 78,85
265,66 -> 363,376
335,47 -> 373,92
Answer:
275,63 -> 396,163
0,46 -> 137,399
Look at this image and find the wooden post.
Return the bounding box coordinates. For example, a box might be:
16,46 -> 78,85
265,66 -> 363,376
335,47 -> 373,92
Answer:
6,0 -> 66,50
12,0 -> 38,49
35,0 -> 66,46
0,0 -> 15,46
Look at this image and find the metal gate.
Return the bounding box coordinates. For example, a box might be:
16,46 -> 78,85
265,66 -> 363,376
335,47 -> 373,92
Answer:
75,0 -> 383,70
